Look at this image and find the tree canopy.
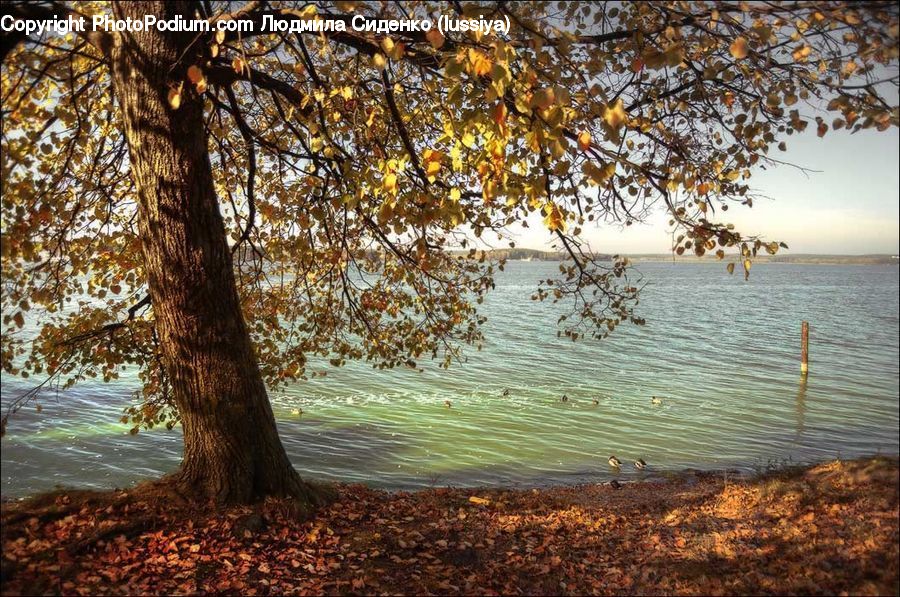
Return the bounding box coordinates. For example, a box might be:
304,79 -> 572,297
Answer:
2,0 -> 898,434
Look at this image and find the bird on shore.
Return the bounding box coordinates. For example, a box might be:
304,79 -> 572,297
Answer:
444,400 -> 452,408
561,394 -> 569,403
634,459 -> 647,470
608,455 -> 622,468
609,479 -> 622,490
502,388 -> 510,397
651,396 -> 663,405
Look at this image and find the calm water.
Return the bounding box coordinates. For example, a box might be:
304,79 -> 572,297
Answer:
2,262 -> 898,497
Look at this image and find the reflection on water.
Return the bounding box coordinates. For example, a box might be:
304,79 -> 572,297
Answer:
2,263 -> 899,497
796,376 -> 808,436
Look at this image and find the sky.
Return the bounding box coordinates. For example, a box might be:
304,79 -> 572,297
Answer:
508,126 -> 900,255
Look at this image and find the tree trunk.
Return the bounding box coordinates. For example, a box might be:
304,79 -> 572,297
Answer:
107,1 -> 315,505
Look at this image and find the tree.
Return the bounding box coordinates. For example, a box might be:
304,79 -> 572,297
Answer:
1,1 -> 897,504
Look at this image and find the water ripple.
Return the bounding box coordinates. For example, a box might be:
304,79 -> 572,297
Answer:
2,263 -> 898,496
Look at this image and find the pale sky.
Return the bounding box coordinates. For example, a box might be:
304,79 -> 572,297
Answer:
508,126 -> 900,255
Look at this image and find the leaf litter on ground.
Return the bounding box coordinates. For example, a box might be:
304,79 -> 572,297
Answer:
1,457 -> 897,595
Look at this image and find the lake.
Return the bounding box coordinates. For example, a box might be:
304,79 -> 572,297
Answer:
2,262 -> 898,497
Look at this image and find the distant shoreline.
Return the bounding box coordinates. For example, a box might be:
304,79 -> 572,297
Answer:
456,248 -> 900,266
627,255 -> 900,266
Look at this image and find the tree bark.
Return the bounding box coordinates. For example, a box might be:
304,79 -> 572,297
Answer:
107,1 -> 315,505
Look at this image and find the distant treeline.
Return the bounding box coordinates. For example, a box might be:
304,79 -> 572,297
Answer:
453,248 -> 898,265
449,250 -> 899,265
239,246 -> 898,266
626,254 -> 900,265
449,248 -> 614,261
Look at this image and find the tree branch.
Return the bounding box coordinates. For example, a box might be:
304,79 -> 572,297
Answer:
58,294 -> 151,348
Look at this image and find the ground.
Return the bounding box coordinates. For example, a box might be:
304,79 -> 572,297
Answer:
1,457 -> 898,595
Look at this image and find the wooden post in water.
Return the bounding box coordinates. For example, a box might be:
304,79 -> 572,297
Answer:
800,321 -> 809,376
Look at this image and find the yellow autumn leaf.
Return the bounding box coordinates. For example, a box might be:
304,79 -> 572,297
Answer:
482,179 -> 496,203
493,102 -> 507,128
730,36 -> 749,60
373,53 -> 387,71
383,172 -> 397,194
583,161 -> 616,186
423,148 -> 443,163
468,49 -> 492,77
187,65 -> 207,94
549,139 -> 565,159
532,87 -> 556,110
425,28 -> 445,49
793,45 -> 812,61
543,203 -> 566,232
488,140 -> 504,161
468,496 -> 490,505
577,130 -> 591,152
167,87 -> 181,110
603,99 -> 627,130
187,65 -> 204,84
